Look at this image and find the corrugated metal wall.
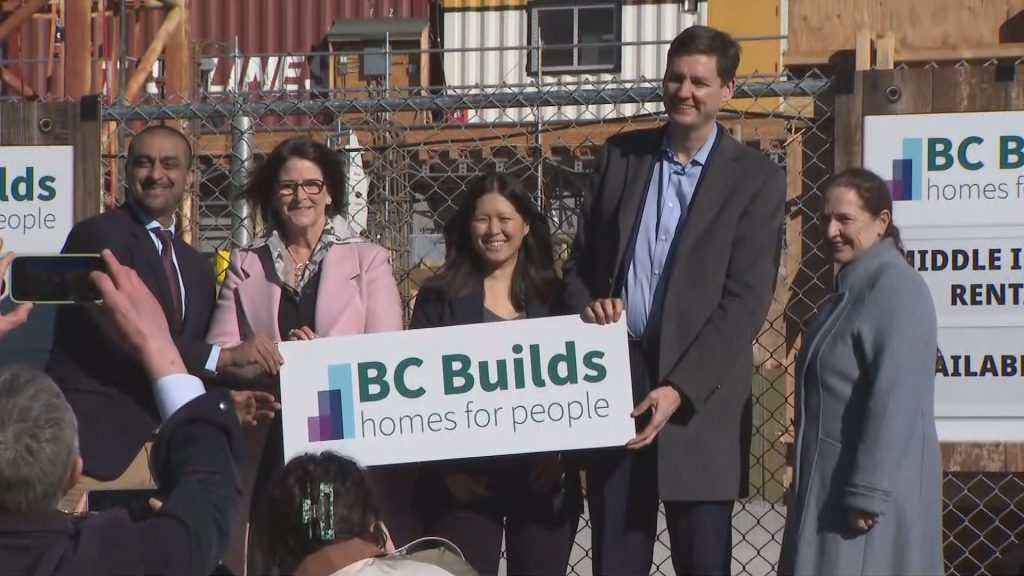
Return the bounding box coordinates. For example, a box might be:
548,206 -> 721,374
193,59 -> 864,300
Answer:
441,2 -> 704,123
1,0 -> 431,99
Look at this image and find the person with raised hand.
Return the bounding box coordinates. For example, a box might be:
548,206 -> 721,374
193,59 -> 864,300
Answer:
0,248 -> 279,575
0,240 -> 33,339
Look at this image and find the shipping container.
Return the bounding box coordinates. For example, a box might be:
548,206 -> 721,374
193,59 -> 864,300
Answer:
440,0 -> 705,123
1,0 -> 433,100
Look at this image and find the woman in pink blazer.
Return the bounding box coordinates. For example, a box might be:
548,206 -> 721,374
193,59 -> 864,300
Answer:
206,136 -> 412,573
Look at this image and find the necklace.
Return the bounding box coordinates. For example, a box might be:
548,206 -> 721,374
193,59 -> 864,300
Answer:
285,244 -> 311,277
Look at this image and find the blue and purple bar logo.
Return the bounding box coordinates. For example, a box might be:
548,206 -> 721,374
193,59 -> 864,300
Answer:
888,137 -> 923,201
307,363 -> 357,442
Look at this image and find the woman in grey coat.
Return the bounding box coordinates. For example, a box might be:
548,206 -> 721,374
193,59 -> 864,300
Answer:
779,168 -> 943,576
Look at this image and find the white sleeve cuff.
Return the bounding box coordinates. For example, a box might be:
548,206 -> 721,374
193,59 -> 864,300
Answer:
153,374 -> 207,420
205,345 -> 222,373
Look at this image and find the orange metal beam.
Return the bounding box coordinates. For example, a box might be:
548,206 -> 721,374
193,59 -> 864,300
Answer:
64,0 -> 92,99
0,65 -> 38,97
0,0 -> 51,43
123,4 -> 182,102
163,0 -> 191,103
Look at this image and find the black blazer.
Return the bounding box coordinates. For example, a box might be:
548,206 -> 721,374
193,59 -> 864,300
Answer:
409,280 -> 582,519
0,390 -> 241,576
46,206 -> 217,480
409,281 -> 551,330
561,124 -> 786,501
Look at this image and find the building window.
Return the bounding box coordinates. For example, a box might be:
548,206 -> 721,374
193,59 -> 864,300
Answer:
528,2 -> 621,75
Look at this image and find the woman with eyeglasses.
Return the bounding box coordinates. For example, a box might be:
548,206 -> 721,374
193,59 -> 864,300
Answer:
206,136 -> 416,573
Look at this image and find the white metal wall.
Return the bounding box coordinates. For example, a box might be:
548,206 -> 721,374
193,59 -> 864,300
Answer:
442,2 -> 704,122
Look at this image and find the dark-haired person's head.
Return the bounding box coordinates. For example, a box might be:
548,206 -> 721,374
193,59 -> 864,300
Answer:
263,452 -> 387,574
436,172 -> 557,310
245,136 -> 346,240
126,125 -> 195,227
662,25 -> 740,135
0,366 -> 82,514
819,167 -> 902,268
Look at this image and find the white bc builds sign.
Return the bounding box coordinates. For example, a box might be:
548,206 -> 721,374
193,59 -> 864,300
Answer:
279,316 -> 636,466
864,111 -> 1024,441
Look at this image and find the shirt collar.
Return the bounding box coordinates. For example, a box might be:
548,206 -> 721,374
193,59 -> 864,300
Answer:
131,203 -> 176,235
660,123 -> 718,168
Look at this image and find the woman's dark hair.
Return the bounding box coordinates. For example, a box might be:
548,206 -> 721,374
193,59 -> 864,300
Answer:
426,172 -> 558,310
244,136 -> 346,233
263,452 -> 387,574
824,167 -> 905,253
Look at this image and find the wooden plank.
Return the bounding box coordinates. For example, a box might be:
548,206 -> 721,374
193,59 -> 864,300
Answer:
942,442 -> 1008,472
833,76 -> 862,170
0,100 -> 100,222
855,29 -> 872,71
74,97 -> 102,221
862,67 -> 933,117
931,65 -> 1009,113
875,33 -> 896,70
785,44 -> 1024,67
786,0 -> 1024,65
1006,443 -> 1024,472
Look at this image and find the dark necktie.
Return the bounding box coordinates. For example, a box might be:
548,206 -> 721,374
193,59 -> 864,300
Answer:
154,229 -> 183,324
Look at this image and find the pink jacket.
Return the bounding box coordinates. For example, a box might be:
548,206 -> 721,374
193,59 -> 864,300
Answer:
206,241 -> 403,346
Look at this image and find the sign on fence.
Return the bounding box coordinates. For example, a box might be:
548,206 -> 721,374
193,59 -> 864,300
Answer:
0,146 -> 75,254
279,316 -> 636,466
864,111 -> 1024,440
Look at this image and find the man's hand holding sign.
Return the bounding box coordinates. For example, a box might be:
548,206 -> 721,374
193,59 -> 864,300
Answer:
582,297 -> 684,449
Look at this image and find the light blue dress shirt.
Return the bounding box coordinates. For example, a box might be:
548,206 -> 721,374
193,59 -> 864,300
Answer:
624,124 -> 718,338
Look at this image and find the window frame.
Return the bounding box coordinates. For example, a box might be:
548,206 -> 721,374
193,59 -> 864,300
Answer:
526,0 -> 622,76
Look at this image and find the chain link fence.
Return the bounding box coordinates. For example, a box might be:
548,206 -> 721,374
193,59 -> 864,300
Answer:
89,54 -> 1022,576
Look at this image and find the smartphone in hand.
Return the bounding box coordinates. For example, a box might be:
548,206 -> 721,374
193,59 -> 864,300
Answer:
86,488 -> 162,522
6,254 -> 103,303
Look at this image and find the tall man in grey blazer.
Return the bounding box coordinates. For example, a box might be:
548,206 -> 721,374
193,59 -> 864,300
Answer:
562,26 -> 786,576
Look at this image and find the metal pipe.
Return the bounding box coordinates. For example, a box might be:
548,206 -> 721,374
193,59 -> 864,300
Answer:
119,0 -> 130,103
104,80 -> 830,120
230,111 -> 254,247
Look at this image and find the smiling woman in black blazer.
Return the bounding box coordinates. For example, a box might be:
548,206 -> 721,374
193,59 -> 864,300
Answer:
410,172 -> 581,576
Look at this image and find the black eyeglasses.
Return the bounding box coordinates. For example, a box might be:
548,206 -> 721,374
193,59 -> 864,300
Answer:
276,179 -> 326,196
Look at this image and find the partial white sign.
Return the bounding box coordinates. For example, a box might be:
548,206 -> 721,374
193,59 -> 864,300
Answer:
279,316 -> 635,466
863,111 -> 1024,441
0,146 -> 75,254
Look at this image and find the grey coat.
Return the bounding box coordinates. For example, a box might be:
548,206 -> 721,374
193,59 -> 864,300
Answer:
779,239 -> 943,576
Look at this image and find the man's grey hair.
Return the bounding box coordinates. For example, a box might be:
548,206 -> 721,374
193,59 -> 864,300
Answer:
0,365 -> 79,513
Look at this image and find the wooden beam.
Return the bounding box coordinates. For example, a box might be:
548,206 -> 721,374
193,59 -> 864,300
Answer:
64,0 -> 91,99
786,43 -> 1024,68
0,0 -> 51,43
875,33 -> 896,70
123,4 -> 183,103
0,65 -> 38,98
855,29 -> 872,71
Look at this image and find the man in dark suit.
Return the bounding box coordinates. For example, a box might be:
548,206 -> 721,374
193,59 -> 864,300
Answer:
46,125 -> 282,506
561,26 -> 786,576
0,247 -> 277,575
